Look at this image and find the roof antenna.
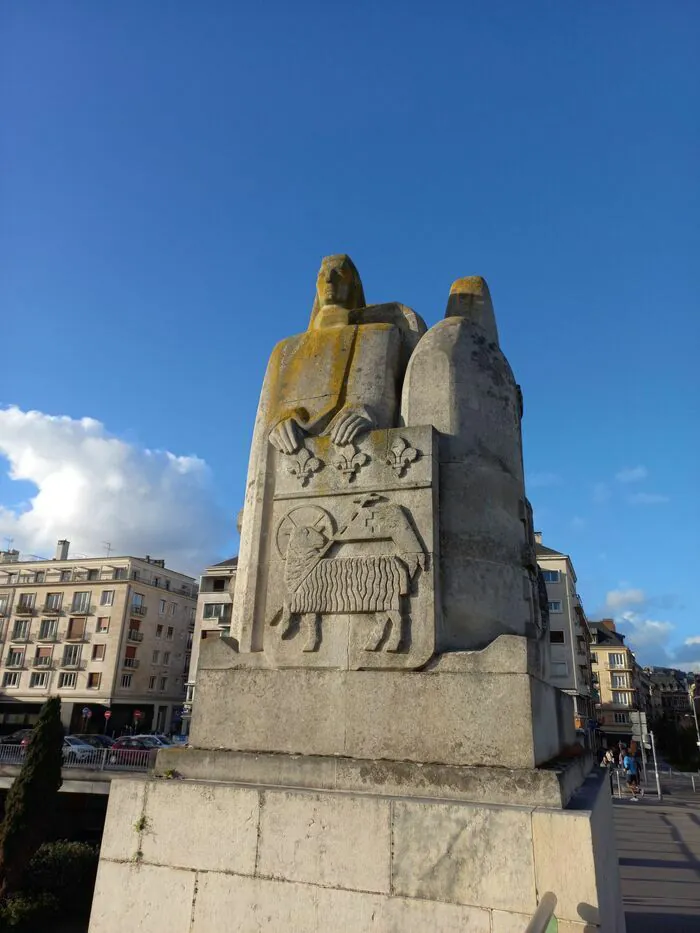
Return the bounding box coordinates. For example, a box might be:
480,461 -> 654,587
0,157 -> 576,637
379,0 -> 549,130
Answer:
103,542 -> 112,557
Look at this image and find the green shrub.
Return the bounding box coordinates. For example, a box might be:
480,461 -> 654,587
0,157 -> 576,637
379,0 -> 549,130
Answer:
22,841 -> 98,915
0,891 -> 60,931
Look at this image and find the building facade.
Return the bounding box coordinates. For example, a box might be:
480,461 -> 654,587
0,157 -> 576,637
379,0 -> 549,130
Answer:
588,619 -> 642,747
0,541 -> 197,736
646,667 -> 693,725
182,556 -> 237,735
535,536 -> 595,740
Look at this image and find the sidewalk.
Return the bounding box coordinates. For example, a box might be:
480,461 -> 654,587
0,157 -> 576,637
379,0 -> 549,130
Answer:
614,778 -> 700,932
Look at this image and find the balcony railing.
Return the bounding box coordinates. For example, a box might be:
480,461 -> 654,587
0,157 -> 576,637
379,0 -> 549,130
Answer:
37,633 -> 59,642
127,630 -> 144,642
131,605 -> 148,616
10,631 -> 31,643
6,660 -> 25,670
61,659 -> 85,671
42,604 -> 62,615
123,658 -> 140,669
15,605 -> 35,615
65,630 -> 87,642
69,604 -> 93,616
33,658 -> 53,668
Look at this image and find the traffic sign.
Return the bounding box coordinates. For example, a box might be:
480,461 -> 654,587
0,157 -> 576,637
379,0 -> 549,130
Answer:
104,710 -> 112,720
133,710 -> 143,720
82,707 -> 92,718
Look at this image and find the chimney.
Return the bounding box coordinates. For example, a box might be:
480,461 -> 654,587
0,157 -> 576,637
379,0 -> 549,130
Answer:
55,540 -> 70,561
601,617 -> 616,632
534,531 -> 542,545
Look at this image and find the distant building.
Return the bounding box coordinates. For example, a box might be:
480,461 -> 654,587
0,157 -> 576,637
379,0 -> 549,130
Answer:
182,556 -> 237,735
535,535 -> 595,742
0,540 -> 197,735
588,619 -> 643,747
646,667 -> 693,726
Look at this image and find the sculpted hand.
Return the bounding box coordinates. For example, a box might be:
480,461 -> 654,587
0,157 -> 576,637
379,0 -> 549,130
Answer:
269,418 -> 302,455
327,406 -> 375,447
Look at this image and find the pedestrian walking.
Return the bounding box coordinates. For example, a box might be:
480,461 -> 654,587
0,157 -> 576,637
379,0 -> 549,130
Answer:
623,750 -> 644,801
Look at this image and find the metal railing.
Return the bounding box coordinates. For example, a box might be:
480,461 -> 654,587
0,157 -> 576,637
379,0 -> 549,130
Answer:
524,892 -> 558,932
131,605 -> 148,616
127,630 -> 144,642
0,743 -> 156,772
123,658 -> 140,669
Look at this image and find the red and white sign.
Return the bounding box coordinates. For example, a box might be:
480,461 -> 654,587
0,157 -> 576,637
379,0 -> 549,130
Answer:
133,710 -> 143,720
104,710 -> 112,720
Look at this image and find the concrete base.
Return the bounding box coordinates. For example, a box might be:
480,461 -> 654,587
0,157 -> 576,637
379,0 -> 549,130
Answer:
192,634 -> 575,769
89,769 -> 625,933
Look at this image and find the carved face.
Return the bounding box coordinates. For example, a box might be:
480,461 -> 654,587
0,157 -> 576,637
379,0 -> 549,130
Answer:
288,525 -> 327,556
316,257 -> 357,309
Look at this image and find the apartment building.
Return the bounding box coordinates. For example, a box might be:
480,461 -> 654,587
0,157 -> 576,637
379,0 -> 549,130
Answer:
588,619 -> 642,748
0,540 -> 197,736
646,667 -> 692,726
535,535 -> 595,740
182,556 -> 237,735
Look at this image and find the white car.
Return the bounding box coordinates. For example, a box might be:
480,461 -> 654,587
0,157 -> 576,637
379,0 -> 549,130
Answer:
63,735 -> 96,764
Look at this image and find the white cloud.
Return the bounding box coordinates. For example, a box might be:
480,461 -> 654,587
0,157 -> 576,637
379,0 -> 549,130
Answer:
605,589 -> 646,611
528,472 -> 563,489
615,466 -> 648,483
628,492 -> 670,505
592,482 -> 610,504
0,406 -> 229,575
685,637 -> 700,647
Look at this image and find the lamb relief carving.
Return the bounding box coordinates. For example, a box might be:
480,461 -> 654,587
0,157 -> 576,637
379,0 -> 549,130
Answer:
272,496 -> 426,653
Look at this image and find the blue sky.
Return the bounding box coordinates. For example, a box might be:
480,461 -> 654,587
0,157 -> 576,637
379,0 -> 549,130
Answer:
1,2 -> 698,667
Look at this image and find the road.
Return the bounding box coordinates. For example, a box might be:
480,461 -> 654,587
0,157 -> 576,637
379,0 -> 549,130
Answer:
614,774 -> 700,932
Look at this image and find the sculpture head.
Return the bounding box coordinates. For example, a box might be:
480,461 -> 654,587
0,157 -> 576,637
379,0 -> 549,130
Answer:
287,525 -> 327,558
309,255 -> 366,329
445,276 -> 499,344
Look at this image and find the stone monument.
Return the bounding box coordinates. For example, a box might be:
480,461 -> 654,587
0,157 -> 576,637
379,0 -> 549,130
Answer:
89,257 -> 626,933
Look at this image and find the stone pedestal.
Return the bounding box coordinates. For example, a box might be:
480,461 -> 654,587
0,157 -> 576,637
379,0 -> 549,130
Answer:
89,766 -> 625,933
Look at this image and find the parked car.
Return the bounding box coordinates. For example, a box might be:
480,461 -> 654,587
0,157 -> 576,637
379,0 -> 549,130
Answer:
73,733 -> 115,749
19,733 -> 95,765
0,728 -> 34,745
133,734 -> 170,747
107,736 -> 158,767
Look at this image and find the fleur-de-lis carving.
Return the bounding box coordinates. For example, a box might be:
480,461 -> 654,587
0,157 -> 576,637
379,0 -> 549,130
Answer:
333,442 -> 370,482
386,437 -> 419,477
287,446 -> 322,486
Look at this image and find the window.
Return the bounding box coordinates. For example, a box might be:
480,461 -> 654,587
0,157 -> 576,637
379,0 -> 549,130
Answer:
66,618 -> 86,640
612,691 -> 631,706
613,712 -> 630,724
159,677 -> 168,691
590,652 -> 598,664
540,570 -> 560,583
71,592 -> 91,613
12,619 -> 30,640
551,661 -> 568,677
611,673 -> 629,689
124,646 -> 138,668
29,672 -> 48,688
166,626 -> 174,640
547,601 -> 562,613
165,579 -> 171,591
60,570 -> 71,582
148,676 -> 156,690
203,603 -> 227,619
156,624 -> 163,638
45,592 -> 62,611
7,649 -> 24,668
609,653 -> 626,668
169,603 -> 176,615
114,567 -> 127,580
120,674 -> 132,689
92,644 -> 106,661
212,578 -> 226,592
159,599 -> 166,615
34,647 -> 52,667
86,672 -> 100,689
132,570 -> 141,581
39,618 -> 58,640
549,631 -> 565,645
58,672 -> 77,689
163,651 -> 171,665
2,672 -> 20,688
35,571 -> 45,583
62,645 -> 81,667
17,593 -> 35,611
100,590 -> 114,606
0,595 -> 8,615
87,569 -> 99,581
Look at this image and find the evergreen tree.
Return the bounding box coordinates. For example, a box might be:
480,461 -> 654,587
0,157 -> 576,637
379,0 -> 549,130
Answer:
0,696 -> 64,899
